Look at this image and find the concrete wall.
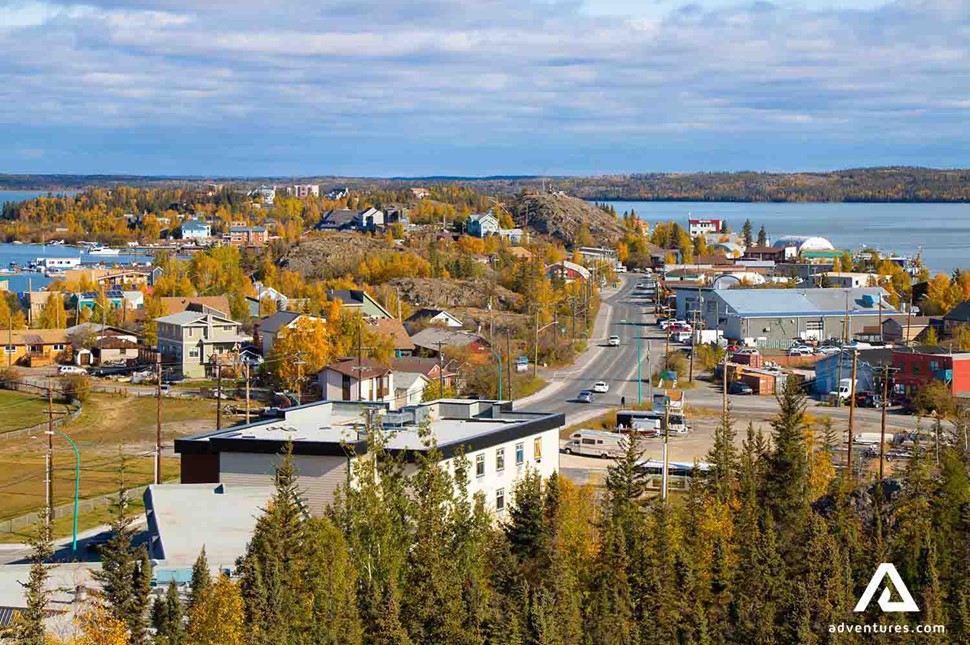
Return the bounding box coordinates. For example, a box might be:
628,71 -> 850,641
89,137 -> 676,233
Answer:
219,452 -> 350,516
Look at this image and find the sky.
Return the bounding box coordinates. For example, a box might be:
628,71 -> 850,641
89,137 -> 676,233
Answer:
1,0 -> 969,176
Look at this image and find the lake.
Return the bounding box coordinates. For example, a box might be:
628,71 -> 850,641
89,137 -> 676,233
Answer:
0,243 -> 155,292
603,201 -> 970,275
0,190 -> 75,205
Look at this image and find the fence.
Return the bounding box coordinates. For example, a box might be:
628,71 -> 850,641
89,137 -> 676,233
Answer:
0,485 -> 148,538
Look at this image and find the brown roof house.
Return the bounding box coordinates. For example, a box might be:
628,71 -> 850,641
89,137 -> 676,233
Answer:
318,357 -> 395,407
366,318 -> 415,357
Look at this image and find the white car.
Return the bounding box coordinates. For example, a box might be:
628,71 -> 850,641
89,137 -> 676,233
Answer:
608,335 -> 621,347
58,365 -> 86,375
591,381 -> 610,394
787,345 -> 814,357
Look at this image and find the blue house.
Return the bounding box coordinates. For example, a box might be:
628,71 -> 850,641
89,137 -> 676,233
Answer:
813,348 -> 892,397
467,212 -> 499,238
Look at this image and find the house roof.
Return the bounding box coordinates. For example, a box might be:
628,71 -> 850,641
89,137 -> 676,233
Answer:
327,289 -> 392,318
316,209 -> 358,229
324,357 -> 391,380
257,311 -> 302,335
546,261 -> 591,280
468,212 -> 497,224
409,327 -> 488,351
181,219 -> 209,230
367,318 -> 414,351
394,372 -> 429,392
6,329 -> 69,345
744,245 -> 784,255
943,301 -> 970,323
158,296 -> 231,318
65,322 -> 133,337
716,287 -> 895,317
96,338 -> 141,350
505,247 -> 533,260
882,316 -> 932,327
406,308 -> 461,325
389,356 -> 451,377
155,310 -> 238,326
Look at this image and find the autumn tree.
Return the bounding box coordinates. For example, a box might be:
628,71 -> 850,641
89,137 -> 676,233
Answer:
186,575 -> 246,645
8,517 -> 53,645
265,316 -> 331,392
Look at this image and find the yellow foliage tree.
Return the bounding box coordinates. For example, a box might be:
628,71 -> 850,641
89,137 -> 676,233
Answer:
267,317 -> 332,392
186,574 -> 246,645
36,292 -> 68,329
49,602 -> 131,645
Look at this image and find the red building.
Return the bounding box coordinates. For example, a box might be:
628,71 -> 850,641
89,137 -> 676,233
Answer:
892,349 -> 970,396
229,225 -> 267,247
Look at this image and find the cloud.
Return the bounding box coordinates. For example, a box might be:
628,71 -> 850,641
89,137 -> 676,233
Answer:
0,0 -> 968,174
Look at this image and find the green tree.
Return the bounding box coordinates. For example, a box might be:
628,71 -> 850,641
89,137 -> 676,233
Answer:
765,376 -> 810,540
757,226 -> 767,246
585,517 -> 637,645
706,402 -> 738,503
741,219 -> 753,247
9,518 -> 53,645
151,581 -> 185,645
188,547 -> 211,611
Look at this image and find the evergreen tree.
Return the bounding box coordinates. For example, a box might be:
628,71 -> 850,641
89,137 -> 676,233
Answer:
9,518 -> 53,645
90,459 -> 152,643
505,469 -> 548,571
706,402 -> 738,503
605,431 -> 647,510
757,225 -> 767,246
152,581 -> 185,645
765,376 -> 810,540
188,546 -> 211,611
585,518 -> 637,645
741,219 -> 753,247
236,442 -> 311,644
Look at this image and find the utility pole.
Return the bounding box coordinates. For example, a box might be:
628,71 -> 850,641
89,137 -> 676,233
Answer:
244,362 -> 251,424
722,349 -> 728,414
533,312 -> 539,379
661,399 -> 670,501
357,321 -> 364,401
215,362 -> 223,431
846,350 -> 858,478
879,363 -> 889,483
46,378 -> 53,525
905,292 -> 914,347
155,352 -> 161,485
636,333 -> 642,406
506,329 -> 513,401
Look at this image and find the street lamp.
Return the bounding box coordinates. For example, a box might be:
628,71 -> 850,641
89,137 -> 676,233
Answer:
489,347 -> 503,400
46,430 -> 81,553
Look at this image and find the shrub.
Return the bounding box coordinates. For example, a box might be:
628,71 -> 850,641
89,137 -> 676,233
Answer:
61,373 -> 91,403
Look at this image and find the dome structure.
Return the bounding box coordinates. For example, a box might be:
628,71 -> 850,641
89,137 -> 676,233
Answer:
772,235 -> 834,252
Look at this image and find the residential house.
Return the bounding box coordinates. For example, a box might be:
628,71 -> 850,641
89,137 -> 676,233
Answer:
325,187 -> 349,200
497,228 -> 524,244
66,322 -> 138,345
546,260 -> 591,283
943,301 -> 970,334
410,327 -> 491,357
356,207 -> 385,231
893,347 -> 970,398
91,338 -> 141,365
405,308 -> 463,331
813,348 -> 893,397
741,245 -> 787,262
394,372 -> 430,406
880,316 -> 936,343
411,187 -> 430,199
467,212 -> 499,238
174,399 -> 563,515
255,311 -> 324,357
229,225 -> 267,247
318,358 -> 394,406
64,268 -> 151,289
390,356 -> 456,388
251,186 -> 276,205
245,282 -> 293,317
366,318 -> 415,357
155,311 -> 248,379
688,218 -> 723,237
314,209 -> 359,231
180,219 -> 211,241
158,296 -> 231,318
2,329 -> 70,368
327,289 -> 392,320
700,287 -> 896,345
820,272 -> 878,289
288,184 -> 319,198
66,323 -> 140,366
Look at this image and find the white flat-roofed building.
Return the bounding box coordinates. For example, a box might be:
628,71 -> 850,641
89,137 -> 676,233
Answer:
175,399 -> 563,516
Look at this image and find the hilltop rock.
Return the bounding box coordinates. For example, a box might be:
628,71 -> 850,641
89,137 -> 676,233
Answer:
279,233 -> 393,279
389,277 -> 521,311
514,193 -> 625,247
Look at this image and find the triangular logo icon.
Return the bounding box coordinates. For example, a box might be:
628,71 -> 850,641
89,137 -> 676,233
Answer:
853,563 -> 920,613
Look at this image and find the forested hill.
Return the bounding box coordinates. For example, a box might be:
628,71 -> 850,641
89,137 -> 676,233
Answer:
4,166 -> 970,202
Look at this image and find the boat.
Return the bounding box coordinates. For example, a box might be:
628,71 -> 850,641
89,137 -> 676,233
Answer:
46,239 -> 65,246
88,245 -> 120,257
44,268 -> 66,278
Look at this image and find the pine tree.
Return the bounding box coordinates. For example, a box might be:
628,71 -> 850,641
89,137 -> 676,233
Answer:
605,431 -> 647,510
585,518 -> 637,645
505,469 -> 547,571
9,518 -> 53,645
188,547 -> 211,611
741,219 -> 753,247
757,225 -> 767,246
91,458 -> 151,643
706,402 -> 738,503
152,581 -> 185,645
304,517 -> 363,645
765,376 -> 810,541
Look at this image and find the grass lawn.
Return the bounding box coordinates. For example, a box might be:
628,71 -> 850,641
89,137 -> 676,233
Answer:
0,389 -> 71,434
0,392 -> 216,522
0,498 -> 147,545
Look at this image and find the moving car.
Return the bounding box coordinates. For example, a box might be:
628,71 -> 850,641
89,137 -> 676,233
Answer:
728,381 -> 754,395
58,365 -> 87,375
591,381 -> 610,394
577,390 -> 595,403
608,335 -> 621,346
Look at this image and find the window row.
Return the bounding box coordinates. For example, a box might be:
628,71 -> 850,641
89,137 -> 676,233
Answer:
474,437 -> 543,478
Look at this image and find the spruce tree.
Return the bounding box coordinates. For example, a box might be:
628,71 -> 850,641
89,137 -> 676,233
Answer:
757,225 -> 767,246
742,219 -> 753,247
605,431 -> 647,510
585,518 -> 637,645
765,376 -> 810,539
152,581 -> 185,645
706,402 -> 738,503
505,469 -> 547,570
188,546 -> 211,611
10,517 -> 53,645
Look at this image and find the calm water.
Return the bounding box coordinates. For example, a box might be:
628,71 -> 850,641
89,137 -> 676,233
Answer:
603,201 -> 970,275
0,190 -> 74,204
0,243 -> 154,292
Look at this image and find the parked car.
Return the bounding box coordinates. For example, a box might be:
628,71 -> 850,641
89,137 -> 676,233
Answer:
577,390 -> 595,403
787,345 -> 814,356
816,345 -> 841,355
855,391 -> 887,408
563,429 -> 627,458
58,365 -> 86,375
728,381 -> 754,395
591,381 -> 610,394
607,335 -> 621,347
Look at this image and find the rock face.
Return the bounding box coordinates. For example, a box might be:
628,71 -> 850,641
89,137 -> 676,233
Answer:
389,277 -> 521,310
514,193 -> 626,247
280,234 -> 391,279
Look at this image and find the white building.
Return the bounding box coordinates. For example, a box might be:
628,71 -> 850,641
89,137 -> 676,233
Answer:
820,272 -> 878,289
174,399 -> 563,515
251,185 -> 276,205
289,184 -> 319,198
688,218 -> 723,237
772,235 -> 835,253
318,357 -> 395,406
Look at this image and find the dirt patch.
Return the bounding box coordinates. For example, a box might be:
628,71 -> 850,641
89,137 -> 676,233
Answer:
390,277 -> 521,310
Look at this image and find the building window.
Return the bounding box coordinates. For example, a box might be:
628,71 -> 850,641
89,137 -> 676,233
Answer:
534,437 -> 542,462
189,350 -> 199,358
4,346 -> 14,354
496,448 -> 505,472
515,442 -> 524,466
475,454 -> 485,478
52,344 -> 64,351
496,488 -> 505,512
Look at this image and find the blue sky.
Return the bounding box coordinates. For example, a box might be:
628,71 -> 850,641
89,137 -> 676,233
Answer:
1,0 -> 968,176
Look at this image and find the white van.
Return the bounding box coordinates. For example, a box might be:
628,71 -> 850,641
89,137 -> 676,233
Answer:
563,429 -> 628,459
